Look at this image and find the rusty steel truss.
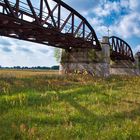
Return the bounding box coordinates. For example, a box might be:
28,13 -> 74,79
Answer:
0,0 -> 101,50
0,0 -> 135,62
109,36 -> 135,62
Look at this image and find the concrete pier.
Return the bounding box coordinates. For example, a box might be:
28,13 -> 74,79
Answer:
60,36 -> 140,77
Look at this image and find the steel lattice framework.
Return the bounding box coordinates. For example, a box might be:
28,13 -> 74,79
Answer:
0,0 -> 101,50
0,0 -> 135,62
109,36 -> 135,62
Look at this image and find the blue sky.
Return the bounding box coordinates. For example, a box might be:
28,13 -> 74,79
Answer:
0,0 -> 140,67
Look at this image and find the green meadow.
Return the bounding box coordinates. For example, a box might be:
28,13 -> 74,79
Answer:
0,70 -> 140,140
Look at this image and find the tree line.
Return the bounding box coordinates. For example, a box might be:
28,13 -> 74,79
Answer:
0,65 -> 59,70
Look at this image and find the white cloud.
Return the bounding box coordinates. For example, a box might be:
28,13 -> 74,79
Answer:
92,1 -> 120,17
87,17 -> 108,38
120,0 -> 129,8
119,0 -> 140,12
0,37 -> 58,67
129,0 -> 140,11
83,0 -> 140,40
110,12 -> 140,38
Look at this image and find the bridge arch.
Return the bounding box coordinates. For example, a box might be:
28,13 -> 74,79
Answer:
0,0 -> 101,50
109,36 -> 135,62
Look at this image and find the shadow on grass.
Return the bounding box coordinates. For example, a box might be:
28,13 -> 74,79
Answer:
1,77 -> 140,129
29,86 -> 140,127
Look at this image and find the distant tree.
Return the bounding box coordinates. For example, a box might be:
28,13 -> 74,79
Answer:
54,48 -> 62,63
51,65 -> 59,70
14,66 -> 21,69
24,67 -> 29,69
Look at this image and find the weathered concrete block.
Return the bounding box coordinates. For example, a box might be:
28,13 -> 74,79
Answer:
60,36 -> 140,77
110,68 -> 139,75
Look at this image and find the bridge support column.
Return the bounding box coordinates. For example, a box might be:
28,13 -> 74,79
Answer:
134,53 -> 140,75
59,36 -> 110,77
101,36 -> 110,77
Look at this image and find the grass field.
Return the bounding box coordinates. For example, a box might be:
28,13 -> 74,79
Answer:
0,70 -> 140,140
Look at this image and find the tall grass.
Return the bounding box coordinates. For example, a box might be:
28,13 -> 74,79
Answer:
0,70 -> 140,140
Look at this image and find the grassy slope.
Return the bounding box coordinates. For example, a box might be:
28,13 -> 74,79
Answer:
0,70 -> 140,140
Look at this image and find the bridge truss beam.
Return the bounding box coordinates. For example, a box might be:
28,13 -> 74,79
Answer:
0,0 -> 101,50
109,36 -> 135,62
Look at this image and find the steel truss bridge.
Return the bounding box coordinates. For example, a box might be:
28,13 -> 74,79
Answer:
0,0 -> 135,62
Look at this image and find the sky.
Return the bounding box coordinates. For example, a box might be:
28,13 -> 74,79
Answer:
0,0 -> 140,67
